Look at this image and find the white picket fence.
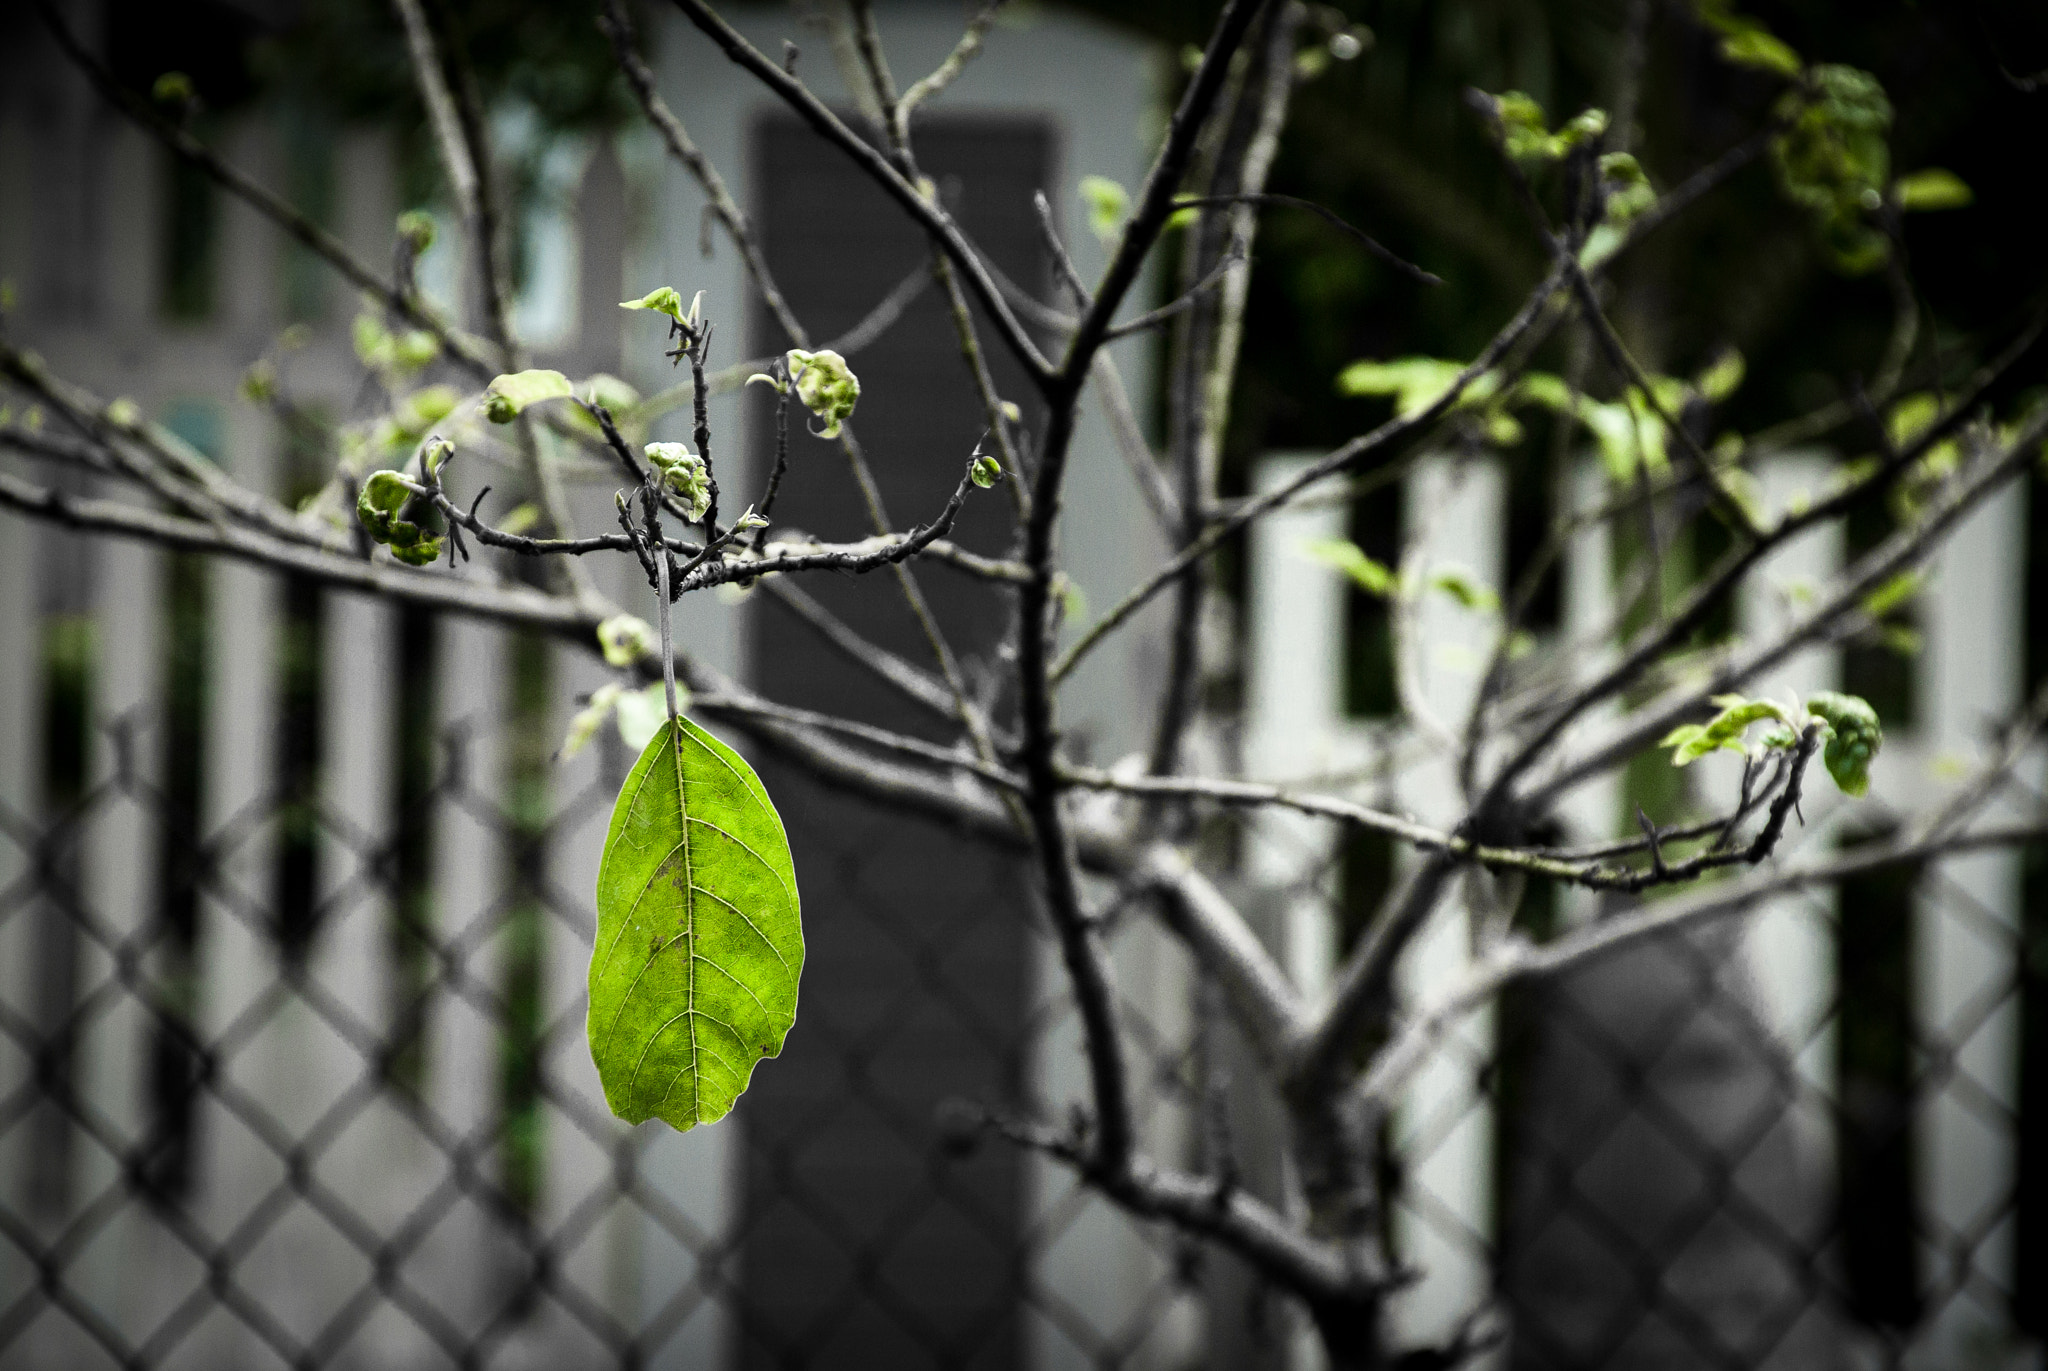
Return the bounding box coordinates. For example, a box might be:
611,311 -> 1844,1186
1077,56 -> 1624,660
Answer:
1245,450 -> 2036,1368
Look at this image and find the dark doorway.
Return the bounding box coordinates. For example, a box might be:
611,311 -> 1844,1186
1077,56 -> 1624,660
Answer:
739,111 -> 1055,1369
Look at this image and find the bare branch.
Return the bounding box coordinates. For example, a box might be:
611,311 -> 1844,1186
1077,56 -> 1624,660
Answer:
601,0 -> 810,349
1053,252 -> 1572,685
896,2 -> 1007,130
1170,192 -> 1441,287
31,1 -> 499,380
1136,844 -> 1309,1066
668,0 -> 1054,382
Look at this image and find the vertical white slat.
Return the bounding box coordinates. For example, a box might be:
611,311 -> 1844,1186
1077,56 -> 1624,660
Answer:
67,519 -> 167,1350
1387,457 -> 1503,1352
1915,473 -> 2025,1358
1239,454 -> 1357,1371
1733,454 -> 1843,1134
414,613 -> 506,1348
0,450 -> 46,1330
1556,462 -> 1621,920
1244,455 -> 1350,1000
530,632 -> 633,1368
317,125 -> 447,1367
60,116 -> 172,1355
310,588 -> 423,1365
188,122 -> 286,1357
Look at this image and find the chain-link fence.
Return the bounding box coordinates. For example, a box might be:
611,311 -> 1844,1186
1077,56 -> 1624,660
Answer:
0,584 -> 1234,1371
6,652 -> 2045,1371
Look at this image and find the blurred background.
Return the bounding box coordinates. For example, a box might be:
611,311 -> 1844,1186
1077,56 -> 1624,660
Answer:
3,1 -> 2048,1367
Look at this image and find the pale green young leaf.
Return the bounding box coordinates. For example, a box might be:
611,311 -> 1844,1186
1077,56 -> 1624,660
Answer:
1335,356 -> 1495,417
1429,566 -> 1499,613
1663,697 -> 1795,765
1079,175 -> 1129,244
1720,28 -> 1802,77
589,718 -> 803,1132
1300,538 -> 1396,597
614,682 -> 674,752
620,286 -> 687,322
482,369 -> 573,423
1893,168 -> 1972,212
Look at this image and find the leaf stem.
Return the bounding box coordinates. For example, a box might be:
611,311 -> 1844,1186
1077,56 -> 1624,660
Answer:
657,533 -> 679,724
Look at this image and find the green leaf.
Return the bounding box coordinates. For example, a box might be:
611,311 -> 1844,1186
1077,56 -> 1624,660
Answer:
970,454 -> 1002,488
589,718 -> 804,1132
482,369 -> 573,423
1695,348 -> 1746,403
1335,356 -> 1494,417
355,468 -> 441,563
1770,65 -> 1893,274
1300,538 -> 1396,597
1079,175 -> 1129,244
1663,696 -> 1795,765
1862,570 -> 1921,618
1806,690 -> 1882,796
1893,168 -> 1972,212
1429,566 -> 1499,613
620,286 -> 687,322
1720,28 -> 1802,77
1486,91 -> 1607,166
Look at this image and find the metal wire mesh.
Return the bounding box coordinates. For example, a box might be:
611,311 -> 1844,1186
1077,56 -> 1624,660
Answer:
1,681 -> 2042,1369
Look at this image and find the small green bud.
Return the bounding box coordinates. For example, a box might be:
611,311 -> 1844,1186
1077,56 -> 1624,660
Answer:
1805,690 -> 1883,796
404,385 -> 460,431
1079,174 -> 1129,245
970,455 -> 1001,489
645,441 -> 711,520
353,313 -> 394,371
785,348 -> 860,439
998,400 -> 1022,424
597,614 -> 657,668
392,330 -> 440,373
152,72 -> 195,106
396,209 -> 437,254
422,438 -> 455,480
241,359 -> 277,403
105,397 -> 142,429
734,505 -> 769,531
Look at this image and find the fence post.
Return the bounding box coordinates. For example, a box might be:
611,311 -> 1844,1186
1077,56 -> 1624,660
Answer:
1385,456 -> 1503,1352
188,118 -> 289,1366
418,612 -> 509,1343
1735,454 -> 1843,1163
